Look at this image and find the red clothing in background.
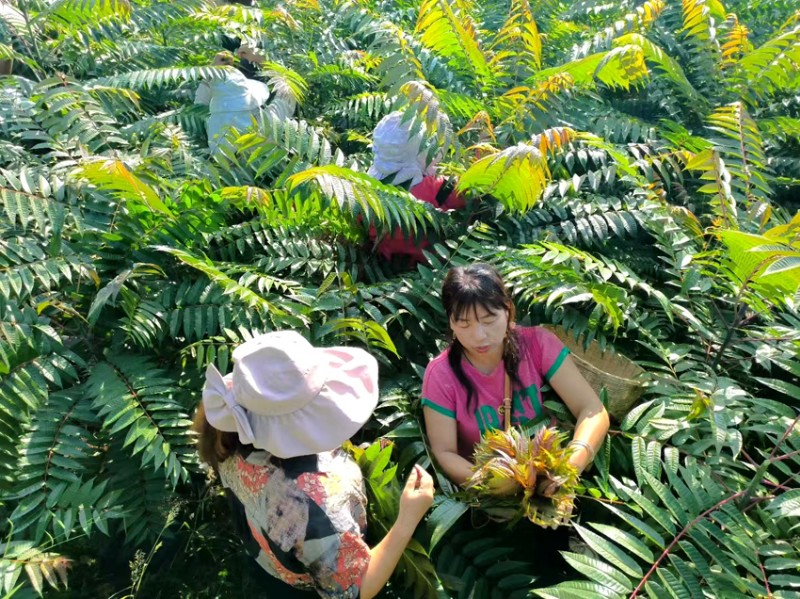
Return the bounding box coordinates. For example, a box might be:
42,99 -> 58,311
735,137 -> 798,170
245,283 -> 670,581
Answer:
373,176 -> 465,265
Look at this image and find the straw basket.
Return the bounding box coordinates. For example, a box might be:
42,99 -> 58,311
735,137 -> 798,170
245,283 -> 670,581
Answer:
543,326 -> 646,421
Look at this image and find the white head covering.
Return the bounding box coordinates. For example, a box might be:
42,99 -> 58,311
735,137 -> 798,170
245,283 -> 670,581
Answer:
204,70 -> 270,114
368,111 -> 438,187
194,70 -> 272,153
202,331 -> 379,458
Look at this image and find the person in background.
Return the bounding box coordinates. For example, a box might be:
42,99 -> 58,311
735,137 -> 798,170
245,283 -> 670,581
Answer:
234,44 -> 298,121
194,49 -> 270,153
193,331 -> 434,598
422,263 -> 609,494
367,110 -> 466,266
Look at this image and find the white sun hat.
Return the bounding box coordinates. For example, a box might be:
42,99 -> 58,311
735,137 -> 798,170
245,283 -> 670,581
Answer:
202,331 -> 379,458
367,111 -> 438,187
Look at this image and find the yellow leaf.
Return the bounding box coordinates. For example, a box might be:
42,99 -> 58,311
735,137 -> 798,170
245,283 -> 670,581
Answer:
457,143 -> 549,212
76,160 -> 170,215
416,0 -> 493,81
24,562 -> 43,595
683,148 -> 714,171
764,212 -> 800,243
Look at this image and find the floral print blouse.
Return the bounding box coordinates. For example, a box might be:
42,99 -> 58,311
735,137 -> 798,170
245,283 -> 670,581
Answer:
218,448 -> 371,598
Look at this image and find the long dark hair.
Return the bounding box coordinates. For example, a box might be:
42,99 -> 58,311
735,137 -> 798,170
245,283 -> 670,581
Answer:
441,263 -> 521,411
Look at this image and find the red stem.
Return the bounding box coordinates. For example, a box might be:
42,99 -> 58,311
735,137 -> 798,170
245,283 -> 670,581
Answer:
758,558 -> 772,598
772,448 -> 800,463
769,414 -> 800,460
760,479 -> 794,492
631,417 -> 800,597
629,490 -> 745,598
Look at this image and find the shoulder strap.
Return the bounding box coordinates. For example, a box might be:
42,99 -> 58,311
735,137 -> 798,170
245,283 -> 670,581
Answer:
503,372 -> 512,431
434,177 -> 455,207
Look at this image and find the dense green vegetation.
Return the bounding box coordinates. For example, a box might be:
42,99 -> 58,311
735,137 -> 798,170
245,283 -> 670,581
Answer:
1,0 -> 799,596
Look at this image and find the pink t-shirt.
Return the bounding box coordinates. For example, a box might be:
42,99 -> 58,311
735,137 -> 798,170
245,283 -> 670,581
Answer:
422,326 -> 570,460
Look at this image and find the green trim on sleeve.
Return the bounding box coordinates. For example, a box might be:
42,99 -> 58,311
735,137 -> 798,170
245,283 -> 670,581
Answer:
545,347 -> 571,381
421,398 -> 456,418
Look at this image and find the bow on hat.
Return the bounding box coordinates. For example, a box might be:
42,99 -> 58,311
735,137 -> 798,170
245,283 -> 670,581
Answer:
198,331 -> 380,458
203,365 -> 256,445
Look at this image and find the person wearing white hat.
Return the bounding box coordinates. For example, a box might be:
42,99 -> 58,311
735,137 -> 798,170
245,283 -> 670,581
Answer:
367,111 -> 466,266
194,49 -> 272,154
193,330 -> 434,598
234,45 -> 298,122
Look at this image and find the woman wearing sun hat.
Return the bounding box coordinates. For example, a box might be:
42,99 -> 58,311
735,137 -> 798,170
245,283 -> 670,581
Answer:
193,330 -> 434,598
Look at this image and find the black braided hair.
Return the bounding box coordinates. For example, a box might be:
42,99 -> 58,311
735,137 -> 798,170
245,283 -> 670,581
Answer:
441,263 -> 521,413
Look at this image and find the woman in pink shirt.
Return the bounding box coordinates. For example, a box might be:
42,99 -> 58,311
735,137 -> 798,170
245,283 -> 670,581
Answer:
422,263 -> 609,494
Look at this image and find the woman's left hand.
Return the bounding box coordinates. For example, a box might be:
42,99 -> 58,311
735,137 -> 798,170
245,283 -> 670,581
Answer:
536,476 -> 566,498
536,476 -> 575,529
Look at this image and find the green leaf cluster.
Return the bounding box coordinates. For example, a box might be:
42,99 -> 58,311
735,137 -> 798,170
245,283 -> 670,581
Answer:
0,0 -> 799,596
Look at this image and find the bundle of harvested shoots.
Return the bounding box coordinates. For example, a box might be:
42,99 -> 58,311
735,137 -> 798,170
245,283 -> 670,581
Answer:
463,426 -> 579,528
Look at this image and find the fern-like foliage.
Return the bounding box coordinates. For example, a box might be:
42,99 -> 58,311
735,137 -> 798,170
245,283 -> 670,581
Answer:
0,306 -> 83,487
536,44 -> 651,91
289,163 -> 451,233
717,214 -> 800,293
102,438 -> 176,547
7,388 -> 124,543
569,0 -> 667,60
536,448 -> 800,599
613,33 -> 702,103
1,0 -> 800,596
502,242 -> 672,335
490,0 -> 543,78
346,440 -> 446,599
156,246 -> 310,329
435,525 -> 554,598
85,353 -> 195,487
736,19 -> 800,100
684,102 -> 773,225
0,541 -> 70,597
415,0 -> 494,84
208,114 -> 346,190
706,102 -> 773,205
721,14 -> 753,68
90,65 -> 231,91
495,74 -> 577,134
457,142 -> 552,211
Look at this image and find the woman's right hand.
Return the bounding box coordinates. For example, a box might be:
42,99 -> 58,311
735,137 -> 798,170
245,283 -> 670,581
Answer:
361,465 -> 435,599
398,465 -> 434,529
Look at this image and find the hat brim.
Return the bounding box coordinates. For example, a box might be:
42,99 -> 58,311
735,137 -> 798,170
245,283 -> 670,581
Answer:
248,346 -> 379,458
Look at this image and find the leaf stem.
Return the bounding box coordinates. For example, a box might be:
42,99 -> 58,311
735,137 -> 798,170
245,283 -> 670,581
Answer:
17,0 -> 45,79
629,490 -> 745,598
768,414 -> 800,460
758,556 -> 772,598
709,250 -> 779,371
